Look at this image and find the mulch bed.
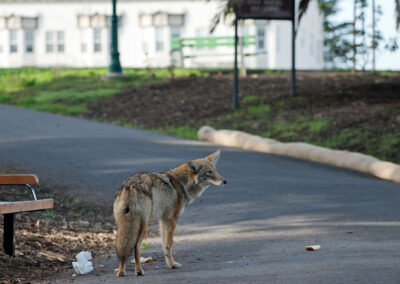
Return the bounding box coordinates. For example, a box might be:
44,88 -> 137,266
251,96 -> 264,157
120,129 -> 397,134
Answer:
85,72 -> 400,128
84,72 -> 400,163
0,172 -> 115,283
0,165 -> 161,283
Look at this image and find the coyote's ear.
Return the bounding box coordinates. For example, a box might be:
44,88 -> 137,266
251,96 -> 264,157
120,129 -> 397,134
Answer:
206,150 -> 221,165
188,161 -> 200,174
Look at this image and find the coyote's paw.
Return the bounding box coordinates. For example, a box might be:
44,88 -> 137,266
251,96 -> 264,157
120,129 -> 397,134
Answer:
115,268 -> 125,277
136,269 -> 145,276
168,261 -> 182,269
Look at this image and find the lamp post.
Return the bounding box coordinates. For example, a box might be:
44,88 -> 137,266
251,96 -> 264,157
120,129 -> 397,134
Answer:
104,0 -> 125,79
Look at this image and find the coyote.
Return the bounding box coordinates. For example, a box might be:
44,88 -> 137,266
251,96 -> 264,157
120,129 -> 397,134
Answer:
113,150 -> 226,276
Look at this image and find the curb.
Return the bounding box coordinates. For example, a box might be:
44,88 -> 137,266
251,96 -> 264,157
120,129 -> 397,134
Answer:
198,126 -> 400,184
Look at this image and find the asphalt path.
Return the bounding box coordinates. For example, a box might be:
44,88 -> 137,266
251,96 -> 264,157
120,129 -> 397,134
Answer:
1,104 -> 399,283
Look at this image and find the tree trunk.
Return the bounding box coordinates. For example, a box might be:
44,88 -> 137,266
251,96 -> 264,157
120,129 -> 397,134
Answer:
352,0 -> 357,74
372,0 -> 376,73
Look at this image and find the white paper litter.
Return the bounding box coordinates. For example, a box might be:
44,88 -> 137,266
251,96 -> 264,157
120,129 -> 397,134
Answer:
72,251 -> 94,274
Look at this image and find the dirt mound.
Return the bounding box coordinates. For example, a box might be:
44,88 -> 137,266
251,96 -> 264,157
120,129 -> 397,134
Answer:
85,74 -> 289,127
85,72 -> 400,163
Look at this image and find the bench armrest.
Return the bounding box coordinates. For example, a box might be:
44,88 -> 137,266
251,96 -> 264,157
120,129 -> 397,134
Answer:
0,174 -> 39,185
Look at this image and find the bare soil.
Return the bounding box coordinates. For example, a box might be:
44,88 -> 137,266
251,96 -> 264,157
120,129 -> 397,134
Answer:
85,72 -> 400,163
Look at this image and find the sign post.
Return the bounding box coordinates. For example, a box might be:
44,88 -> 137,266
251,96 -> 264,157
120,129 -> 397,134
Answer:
233,0 -> 296,109
290,0 -> 296,96
233,12 -> 239,109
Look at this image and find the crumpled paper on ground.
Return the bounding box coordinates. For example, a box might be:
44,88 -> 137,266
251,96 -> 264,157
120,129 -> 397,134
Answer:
72,251 -> 93,274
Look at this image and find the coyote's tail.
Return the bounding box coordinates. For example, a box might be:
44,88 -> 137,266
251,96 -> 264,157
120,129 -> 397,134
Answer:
114,186 -> 142,262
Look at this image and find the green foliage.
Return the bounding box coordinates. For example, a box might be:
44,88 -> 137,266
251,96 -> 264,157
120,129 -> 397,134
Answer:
248,104 -> 271,116
40,210 -> 56,217
243,95 -> 258,103
269,118 -> 328,140
156,125 -> 198,140
0,67 -> 210,115
141,242 -> 150,249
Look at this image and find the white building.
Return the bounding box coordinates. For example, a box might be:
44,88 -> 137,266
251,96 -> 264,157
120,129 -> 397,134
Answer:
0,0 -> 324,69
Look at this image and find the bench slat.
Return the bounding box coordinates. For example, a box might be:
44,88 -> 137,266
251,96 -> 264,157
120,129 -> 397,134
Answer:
0,199 -> 53,214
0,174 -> 39,185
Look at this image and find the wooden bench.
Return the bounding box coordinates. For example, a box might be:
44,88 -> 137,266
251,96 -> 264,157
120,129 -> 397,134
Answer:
0,174 -> 54,256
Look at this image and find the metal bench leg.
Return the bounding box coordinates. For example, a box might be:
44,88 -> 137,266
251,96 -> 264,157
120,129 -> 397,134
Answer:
25,184 -> 37,200
3,213 -> 15,256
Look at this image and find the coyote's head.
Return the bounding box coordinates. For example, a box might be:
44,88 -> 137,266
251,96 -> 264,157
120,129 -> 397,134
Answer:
188,150 -> 227,187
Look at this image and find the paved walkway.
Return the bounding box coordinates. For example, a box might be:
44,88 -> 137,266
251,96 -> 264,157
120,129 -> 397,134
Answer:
1,104 -> 399,283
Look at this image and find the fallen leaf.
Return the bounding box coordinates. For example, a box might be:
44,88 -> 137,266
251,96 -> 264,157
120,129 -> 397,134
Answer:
37,251 -> 66,262
305,245 -> 321,251
131,256 -> 152,264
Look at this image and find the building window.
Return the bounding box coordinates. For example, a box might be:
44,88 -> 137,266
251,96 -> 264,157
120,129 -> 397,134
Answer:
155,27 -> 164,52
46,31 -> 53,52
93,29 -> 101,52
57,31 -> 65,52
24,30 -> 34,53
168,14 -> 184,27
46,31 -> 64,53
170,27 -> 180,39
256,27 -> 265,50
9,30 -> 17,53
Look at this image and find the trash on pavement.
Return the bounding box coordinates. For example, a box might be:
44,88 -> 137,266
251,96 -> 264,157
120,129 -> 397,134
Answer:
72,251 -> 94,274
305,245 -> 321,251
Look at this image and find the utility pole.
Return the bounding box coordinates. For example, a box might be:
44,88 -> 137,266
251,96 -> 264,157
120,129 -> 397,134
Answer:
104,0 -> 126,80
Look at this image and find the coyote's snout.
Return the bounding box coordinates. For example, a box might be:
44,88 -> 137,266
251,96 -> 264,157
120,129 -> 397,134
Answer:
113,150 -> 226,276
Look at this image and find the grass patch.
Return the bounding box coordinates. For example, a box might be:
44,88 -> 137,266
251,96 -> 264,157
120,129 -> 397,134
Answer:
113,121 -> 198,140
243,95 -> 258,103
159,125 -> 198,140
247,104 -> 271,116
0,67 -> 210,116
269,118 -> 329,140
39,210 -> 56,217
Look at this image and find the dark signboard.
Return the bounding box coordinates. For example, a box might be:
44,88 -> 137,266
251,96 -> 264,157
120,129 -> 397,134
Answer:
238,0 -> 294,20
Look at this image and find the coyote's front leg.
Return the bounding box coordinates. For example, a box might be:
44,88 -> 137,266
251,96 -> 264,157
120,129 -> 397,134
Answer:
160,219 -> 181,269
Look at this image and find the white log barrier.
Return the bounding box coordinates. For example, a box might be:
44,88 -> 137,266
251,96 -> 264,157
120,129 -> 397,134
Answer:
198,126 -> 400,183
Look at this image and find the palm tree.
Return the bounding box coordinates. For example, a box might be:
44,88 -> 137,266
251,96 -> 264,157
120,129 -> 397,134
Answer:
212,1 -> 400,32
396,0 -> 400,29
298,0 -> 400,30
